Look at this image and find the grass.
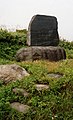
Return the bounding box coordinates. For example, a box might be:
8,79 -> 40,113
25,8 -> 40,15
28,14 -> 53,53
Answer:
0,59 -> 73,120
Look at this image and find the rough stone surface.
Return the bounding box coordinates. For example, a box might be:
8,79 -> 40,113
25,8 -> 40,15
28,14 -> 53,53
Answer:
13,88 -> 29,97
16,46 -> 66,62
10,102 -> 30,113
35,84 -> 49,91
27,15 -> 59,46
16,47 -> 32,61
48,73 -> 62,78
0,64 -> 29,84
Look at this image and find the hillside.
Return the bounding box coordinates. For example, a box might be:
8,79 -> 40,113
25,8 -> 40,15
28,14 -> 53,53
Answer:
0,29 -> 73,120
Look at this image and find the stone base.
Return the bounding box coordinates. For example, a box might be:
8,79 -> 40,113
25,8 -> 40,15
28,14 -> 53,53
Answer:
16,46 -> 66,62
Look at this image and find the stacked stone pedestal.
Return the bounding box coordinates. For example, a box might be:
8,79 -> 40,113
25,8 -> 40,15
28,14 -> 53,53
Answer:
16,46 -> 66,62
16,15 -> 66,62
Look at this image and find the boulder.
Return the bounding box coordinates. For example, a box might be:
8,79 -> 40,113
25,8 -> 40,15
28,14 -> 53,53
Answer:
16,46 -> 66,62
0,64 -> 29,84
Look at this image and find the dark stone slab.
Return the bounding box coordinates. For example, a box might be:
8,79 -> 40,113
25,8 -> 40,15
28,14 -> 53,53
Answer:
27,15 -> 59,46
16,46 -> 66,62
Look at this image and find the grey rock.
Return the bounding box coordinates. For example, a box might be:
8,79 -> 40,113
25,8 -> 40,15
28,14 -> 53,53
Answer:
27,14 -> 59,46
48,73 -> 62,78
16,47 -> 32,61
13,88 -> 29,97
16,46 -> 66,62
0,64 -> 29,84
35,84 -> 49,91
10,102 -> 30,113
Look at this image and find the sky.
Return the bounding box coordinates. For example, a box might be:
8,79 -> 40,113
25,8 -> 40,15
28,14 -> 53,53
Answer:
0,0 -> 73,41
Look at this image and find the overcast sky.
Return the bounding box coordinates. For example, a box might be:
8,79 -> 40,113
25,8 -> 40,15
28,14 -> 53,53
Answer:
0,0 -> 73,41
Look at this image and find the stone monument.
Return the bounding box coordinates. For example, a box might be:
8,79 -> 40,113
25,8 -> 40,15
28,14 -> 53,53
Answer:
16,14 -> 66,61
27,15 -> 59,46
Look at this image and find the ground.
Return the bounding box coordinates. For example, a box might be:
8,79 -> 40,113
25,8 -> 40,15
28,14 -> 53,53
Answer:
0,59 -> 73,120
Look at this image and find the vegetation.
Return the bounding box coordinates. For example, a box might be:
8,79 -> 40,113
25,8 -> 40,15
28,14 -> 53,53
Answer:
59,38 -> 73,59
0,29 -> 27,60
0,29 -> 73,120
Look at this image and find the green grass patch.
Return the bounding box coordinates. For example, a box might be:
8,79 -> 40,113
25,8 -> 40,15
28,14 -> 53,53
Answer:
0,60 -> 73,119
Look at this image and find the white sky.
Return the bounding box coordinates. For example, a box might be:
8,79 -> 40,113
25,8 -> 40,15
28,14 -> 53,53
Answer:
0,0 -> 73,41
